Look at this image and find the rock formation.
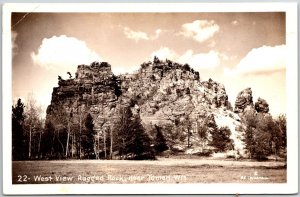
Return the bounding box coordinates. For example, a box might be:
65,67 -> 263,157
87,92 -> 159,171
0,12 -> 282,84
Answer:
46,58 -> 248,156
254,97 -> 269,113
234,88 -> 254,113
46,61 -> 120,133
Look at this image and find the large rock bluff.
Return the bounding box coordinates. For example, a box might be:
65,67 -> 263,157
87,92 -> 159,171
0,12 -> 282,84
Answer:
46,58 -> 246,156
46,62 -> 120,132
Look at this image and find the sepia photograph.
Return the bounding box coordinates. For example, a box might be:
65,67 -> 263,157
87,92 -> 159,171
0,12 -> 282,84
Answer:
2,3 -> 298,195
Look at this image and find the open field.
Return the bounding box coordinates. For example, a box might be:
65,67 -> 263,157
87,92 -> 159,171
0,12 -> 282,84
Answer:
12,158 -> 286,184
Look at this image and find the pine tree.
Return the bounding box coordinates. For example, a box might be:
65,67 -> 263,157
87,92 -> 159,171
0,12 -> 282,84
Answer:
41,120 -> 55,158
210,126 -> 233,152
113,107 -> 133,157
12,99 -> 25,160
113,106 -> 154,160
130,115 -> 154,159
82,113 -> 95,159
154,124 -> 168,153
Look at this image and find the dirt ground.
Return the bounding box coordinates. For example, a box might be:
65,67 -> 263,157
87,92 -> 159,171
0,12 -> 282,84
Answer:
12,157 -> 286,184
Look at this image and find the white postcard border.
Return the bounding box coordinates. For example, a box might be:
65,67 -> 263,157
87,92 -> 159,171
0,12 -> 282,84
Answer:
2,3 -> 298,194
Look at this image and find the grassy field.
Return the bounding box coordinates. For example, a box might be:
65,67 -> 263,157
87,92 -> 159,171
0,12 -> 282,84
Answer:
12,157 -> 286,184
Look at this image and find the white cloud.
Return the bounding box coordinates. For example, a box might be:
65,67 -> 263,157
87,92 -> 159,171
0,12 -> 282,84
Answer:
208,40 -> 216,48
218,53 -> 236,61
225,45 -> 286,76
123,27 -> 162,42
178,20 -> 219,43
231,20 -> 239,26
31,35 -> 102,75
151,47 -> 221,70
150,46 -> 177,60
153,29 -> 162,39
12,31 -> 18,57
178,50 -> 220,70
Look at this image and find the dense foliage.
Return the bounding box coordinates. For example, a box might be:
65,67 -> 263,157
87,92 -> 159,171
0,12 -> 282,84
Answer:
12,90 -> 287,161
113,106 -> 155,160
153,124 -> 169,153
210,126 -> 233,152
242,110 -> 286,160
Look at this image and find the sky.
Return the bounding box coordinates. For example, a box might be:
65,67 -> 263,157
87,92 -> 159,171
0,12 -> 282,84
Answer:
11,12 -> 286,117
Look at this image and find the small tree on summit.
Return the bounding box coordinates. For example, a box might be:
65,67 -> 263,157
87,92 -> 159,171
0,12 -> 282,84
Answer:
67,72 -> 72,79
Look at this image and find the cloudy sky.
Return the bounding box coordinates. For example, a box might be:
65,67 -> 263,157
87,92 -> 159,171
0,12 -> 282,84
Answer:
12,12 -> 286,117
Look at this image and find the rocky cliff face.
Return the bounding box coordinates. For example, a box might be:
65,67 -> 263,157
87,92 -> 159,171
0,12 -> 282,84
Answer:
46,62 -> 120,132
46,58 -> 247,156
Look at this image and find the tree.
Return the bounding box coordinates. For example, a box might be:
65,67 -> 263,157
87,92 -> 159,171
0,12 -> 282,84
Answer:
23,93 -> 43,159
46,104 -> 69,159
12,99 -> 25,160
241,110 -> 258,159
153,124 -> 168,153
64,110 -> 74,158
113,107 -> 133,157
67,72 -> 72,78
130,115 -> 154,159
82,113 -> 95,159
197,121 -> 209,152
275,114 -> 286,151
242,111 -> 274,160
210,126 -> 233,152
256,114 -> 279,159
113,106 -> 154,160
41,120 -> 55,158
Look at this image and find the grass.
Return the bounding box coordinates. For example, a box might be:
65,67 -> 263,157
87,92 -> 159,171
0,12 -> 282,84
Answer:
12,157 -> 286,184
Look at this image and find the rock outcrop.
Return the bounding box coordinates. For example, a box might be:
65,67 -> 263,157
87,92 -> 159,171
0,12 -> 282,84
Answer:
254,97 -> 269,113
46,58 -> 247,156
46,61 -> 121,132
234,88 -> 254,113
